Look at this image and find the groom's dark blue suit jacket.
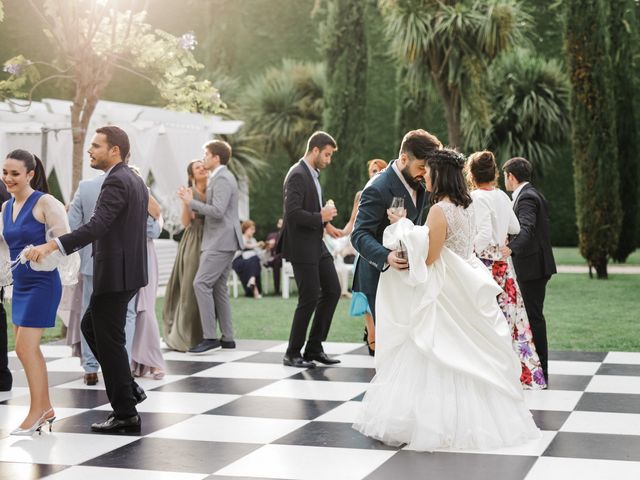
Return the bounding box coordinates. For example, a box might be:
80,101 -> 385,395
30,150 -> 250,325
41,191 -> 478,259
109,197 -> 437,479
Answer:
351,160 -> 427,296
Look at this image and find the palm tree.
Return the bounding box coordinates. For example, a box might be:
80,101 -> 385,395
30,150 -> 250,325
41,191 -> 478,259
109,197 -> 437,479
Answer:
244,60 -> 325,163
379,0 -> 530,147
464,48 -> 570,169
199,69 -> 267,183
219,127 -> 267,186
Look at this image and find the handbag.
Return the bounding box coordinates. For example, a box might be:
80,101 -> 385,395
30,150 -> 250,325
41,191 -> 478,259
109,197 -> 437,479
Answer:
349,291 -> 369,317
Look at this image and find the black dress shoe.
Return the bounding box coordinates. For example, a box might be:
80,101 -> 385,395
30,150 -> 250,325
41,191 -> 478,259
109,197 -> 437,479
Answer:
0,370 -> 12,392
283,355 -> 316,368
188,339 -> 222,354
220,339 -> 236,349
133,382 -> 147,404
303,352 -> 341,365
91,414 -> 141,434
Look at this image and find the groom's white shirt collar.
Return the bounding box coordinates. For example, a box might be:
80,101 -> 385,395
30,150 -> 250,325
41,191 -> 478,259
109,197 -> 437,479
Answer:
392,160 -> 417,206
511,181 -> 529,204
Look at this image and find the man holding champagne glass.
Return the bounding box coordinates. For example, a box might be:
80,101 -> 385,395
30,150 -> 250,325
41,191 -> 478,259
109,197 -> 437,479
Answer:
278,131 -> 343,368
351,129 -> 442,322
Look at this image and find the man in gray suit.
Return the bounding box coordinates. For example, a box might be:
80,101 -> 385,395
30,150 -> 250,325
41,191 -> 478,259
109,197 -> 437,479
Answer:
67,174 -> 137,384
178,140 -> 243,353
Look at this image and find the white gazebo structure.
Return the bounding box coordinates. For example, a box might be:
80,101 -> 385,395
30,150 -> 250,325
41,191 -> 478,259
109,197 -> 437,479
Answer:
0,98 -> 247,219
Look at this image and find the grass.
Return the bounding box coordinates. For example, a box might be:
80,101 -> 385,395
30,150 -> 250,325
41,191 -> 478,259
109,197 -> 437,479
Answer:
6,272 -> 640,352
544,273 -> 640,351
154,294 -> 363,345
553,247 -> 640,266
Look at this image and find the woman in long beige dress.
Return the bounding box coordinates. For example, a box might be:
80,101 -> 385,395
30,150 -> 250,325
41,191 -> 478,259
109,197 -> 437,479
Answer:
162,160 -> 207,352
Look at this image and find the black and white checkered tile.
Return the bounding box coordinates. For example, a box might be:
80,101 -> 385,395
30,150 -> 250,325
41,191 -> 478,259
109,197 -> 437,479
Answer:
1,342 -> 640,480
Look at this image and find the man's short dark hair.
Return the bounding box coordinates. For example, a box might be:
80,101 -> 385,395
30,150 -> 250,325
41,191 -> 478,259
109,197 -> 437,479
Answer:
204,139 -> 232,165
96,126 -> 130,160
400,129 -> 442,160
306,131 -> 337,153
503,157 -> 533,182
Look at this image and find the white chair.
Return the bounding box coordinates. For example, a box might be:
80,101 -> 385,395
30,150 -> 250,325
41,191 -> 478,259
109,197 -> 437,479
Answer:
227,269 -> 239,299
261,265 -> 273,295
153,238 -> 179,288
281,260 -> 296,299
334,254 -> 355,297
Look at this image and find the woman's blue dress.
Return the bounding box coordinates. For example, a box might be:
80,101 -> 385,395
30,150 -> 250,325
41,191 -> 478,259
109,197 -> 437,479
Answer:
3,191 -> 61,328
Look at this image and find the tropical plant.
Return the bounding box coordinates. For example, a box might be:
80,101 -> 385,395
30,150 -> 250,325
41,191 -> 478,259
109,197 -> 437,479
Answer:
395,64 -> 431,140
319,0 -> 368,224
0,0 -> 222,193
379,0 -> 530,147
218,128 -> 267,187
244,59 -> 325,163
566,0 -> 622,279
609,0 -> 639,262
464,48 -> 570,169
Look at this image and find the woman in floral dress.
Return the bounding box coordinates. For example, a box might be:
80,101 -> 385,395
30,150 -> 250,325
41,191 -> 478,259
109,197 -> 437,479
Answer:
466,151 -> 546,389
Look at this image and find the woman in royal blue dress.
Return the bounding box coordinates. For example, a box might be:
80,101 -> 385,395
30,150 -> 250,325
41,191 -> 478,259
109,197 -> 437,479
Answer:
1,149 -> 73,435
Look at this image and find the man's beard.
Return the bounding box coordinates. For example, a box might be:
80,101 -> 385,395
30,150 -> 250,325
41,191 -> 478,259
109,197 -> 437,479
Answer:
401,166 -> 424,190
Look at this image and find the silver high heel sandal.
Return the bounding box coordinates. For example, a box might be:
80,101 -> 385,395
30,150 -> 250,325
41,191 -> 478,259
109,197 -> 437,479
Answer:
10,408 -> 56,436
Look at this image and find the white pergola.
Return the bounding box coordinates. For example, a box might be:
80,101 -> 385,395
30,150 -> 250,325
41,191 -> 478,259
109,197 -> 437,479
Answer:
0,98 -> 248,223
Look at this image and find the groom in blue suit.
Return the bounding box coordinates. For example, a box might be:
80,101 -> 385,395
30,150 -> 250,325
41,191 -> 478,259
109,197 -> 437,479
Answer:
351,129 -> 442,320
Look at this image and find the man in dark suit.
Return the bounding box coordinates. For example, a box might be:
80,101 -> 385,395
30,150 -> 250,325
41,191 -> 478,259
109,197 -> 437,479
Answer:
280,131 -> 342,368
27,126 -> 149,433
0,180 -> 12,391
351,129 -> 442,321
501,157 -> 557,383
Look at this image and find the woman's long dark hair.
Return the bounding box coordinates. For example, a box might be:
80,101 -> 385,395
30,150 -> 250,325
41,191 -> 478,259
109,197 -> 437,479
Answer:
186,159 -> 202,187
6,149 -> 49,193
427,148 -> 471,208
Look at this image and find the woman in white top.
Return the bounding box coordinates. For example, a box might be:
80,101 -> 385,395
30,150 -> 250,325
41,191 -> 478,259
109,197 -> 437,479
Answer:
467,151 -> 546,389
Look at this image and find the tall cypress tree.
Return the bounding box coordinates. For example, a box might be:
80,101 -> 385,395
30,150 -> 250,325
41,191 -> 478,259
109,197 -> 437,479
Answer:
321,0 -> 367,225
566,0 -> 622,278
610,0 -> 639,262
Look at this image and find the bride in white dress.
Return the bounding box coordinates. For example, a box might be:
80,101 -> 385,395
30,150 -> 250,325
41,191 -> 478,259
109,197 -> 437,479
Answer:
353,148 -> 540,451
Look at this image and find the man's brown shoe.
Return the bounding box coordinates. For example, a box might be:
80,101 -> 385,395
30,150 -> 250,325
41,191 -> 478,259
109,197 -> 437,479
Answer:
84,373 -> 99,386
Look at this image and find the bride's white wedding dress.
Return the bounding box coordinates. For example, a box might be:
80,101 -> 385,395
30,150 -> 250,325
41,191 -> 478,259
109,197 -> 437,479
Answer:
353,201 -> 540,451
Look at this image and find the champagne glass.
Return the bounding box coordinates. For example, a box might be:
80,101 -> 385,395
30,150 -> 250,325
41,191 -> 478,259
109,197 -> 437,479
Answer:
390,197 -> 404,216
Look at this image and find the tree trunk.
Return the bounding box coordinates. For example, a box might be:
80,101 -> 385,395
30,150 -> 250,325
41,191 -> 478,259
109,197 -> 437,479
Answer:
431,73 -> 462,147
444,104 -> 462,149
69,72 -> 108,196
70,95 -> 86,198
594,259 -> 608,279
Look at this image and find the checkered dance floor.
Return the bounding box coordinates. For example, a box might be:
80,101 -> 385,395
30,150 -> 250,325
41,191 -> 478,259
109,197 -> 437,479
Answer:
1,340 -> 640,480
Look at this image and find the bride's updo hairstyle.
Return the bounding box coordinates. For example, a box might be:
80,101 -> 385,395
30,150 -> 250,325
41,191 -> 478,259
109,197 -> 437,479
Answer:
427,148 -> 471,208
6,149 -> 49,193
466,150 -> 498,188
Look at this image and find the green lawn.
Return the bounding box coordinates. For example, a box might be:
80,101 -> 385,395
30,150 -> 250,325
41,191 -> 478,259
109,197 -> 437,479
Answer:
6,272 -> 640,352
553,247 -> 640,266
544,273 -> 640,351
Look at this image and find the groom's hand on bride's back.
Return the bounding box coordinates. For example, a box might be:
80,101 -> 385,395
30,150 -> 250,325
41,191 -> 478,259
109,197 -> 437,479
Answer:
387,250 -> 409,270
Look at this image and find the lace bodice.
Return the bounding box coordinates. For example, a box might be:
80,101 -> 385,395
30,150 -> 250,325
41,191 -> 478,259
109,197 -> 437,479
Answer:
438,200 -> 476,259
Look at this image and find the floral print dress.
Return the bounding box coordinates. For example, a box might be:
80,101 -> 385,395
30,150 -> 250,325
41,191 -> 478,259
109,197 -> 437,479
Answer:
478,246 -> 547,389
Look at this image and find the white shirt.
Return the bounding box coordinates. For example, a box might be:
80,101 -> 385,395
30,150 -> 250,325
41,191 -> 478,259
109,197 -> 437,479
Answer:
471,188 -> 520,253
511,181 -> 529,205
391,161 -> 417,206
